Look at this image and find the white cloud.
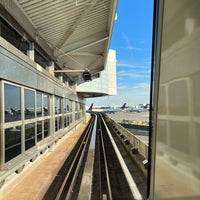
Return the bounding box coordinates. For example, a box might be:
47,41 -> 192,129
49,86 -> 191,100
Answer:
117,63 -> 149,69
117,69 -> 150,79
117,83 -> 127,90
122,32 -> 141,51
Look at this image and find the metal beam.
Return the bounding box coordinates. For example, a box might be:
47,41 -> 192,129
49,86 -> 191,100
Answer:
54,32 -> 109,57
54,69 -> 85,73
58,0 -> 98,48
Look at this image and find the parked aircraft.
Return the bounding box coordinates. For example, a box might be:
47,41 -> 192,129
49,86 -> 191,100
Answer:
126,104 -> 149,113
87,103 -> 127,113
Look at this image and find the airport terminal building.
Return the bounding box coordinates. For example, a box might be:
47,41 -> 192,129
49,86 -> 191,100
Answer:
0,0 -> 117,184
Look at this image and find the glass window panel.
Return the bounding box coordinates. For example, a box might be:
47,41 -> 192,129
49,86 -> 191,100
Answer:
55,96 -> 61,115
67,115 -> 70,126
59,116 -> 62,129
55,118 -> 57,132
66,99 -> 69,112
64,99 -> 67,113
5,126 -> 22,162
69,100 -> 72,112
0,18 -> 29,55
43,94 -> 49,116
37,92 -> 42,117
37,121 -> 43,142
34,49 -> 49,69
44,119 -> 50,138
24,89 -> 35,119
25,123 -> 35,151
4,84 -> 21,122
70,114 -> 72,124
64,116 -> 67,127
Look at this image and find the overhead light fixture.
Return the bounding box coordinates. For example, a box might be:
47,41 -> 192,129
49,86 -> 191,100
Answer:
82,70 -> 91,81
54,68 -> 91,81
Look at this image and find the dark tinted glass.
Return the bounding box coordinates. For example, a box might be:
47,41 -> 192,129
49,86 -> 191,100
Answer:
37,121 -> 43,142
25,123 -> 35,150
44,119 -> 50,138
34,49 -> 49,69
55,117 -> 58,132
0,18 -> 29,55
5,126 -> 22,162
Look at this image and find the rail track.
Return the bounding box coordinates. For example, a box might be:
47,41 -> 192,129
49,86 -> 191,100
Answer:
43,113 -> 147,200
42,116 -> 95,200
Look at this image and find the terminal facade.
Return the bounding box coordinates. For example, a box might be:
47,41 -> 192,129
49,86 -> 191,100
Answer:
0,0 -> 117,184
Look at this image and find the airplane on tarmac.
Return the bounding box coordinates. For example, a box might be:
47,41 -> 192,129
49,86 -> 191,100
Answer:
125,103 -> 150,113
87,103 -> 127,113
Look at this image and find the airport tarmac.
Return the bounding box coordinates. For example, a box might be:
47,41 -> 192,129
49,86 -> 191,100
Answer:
107,111 -> 150,144
107,111 -> 149,123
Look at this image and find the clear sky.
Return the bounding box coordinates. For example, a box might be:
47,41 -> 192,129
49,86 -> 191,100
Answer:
87,0 -> 154,107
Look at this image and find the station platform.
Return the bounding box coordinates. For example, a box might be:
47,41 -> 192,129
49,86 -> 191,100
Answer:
0,122 -> 88,200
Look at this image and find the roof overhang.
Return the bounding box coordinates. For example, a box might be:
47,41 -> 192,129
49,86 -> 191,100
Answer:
2,0 -> 118,81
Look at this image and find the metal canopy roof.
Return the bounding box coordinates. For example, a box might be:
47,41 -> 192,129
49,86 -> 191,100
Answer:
11,0 -> 118,81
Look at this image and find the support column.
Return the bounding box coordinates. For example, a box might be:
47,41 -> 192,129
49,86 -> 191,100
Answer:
46,61 -> 55,76
28,42 -> 34,61
0,81 -> 4,169
58,73 -> 63,83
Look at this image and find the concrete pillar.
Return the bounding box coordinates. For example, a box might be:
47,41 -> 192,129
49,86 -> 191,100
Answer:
46,61 -> 55,76
28,42 -> 34,61
59,73 -> 63,82
0,82 -> 4,168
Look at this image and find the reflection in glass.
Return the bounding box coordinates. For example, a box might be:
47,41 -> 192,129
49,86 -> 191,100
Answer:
55,96 -> 61,114
64,115 -> 67,127
69,100 -> 72,112
44,119 -> 50,138
37,121 -> 43,142
24,89 -> 35,119
25,123 -> 35,150
59,116 -> 62,129
4,84 -> 21,122
43,94 -> 49,116
64,99 -> 67,113
55,117 -> 58,132
37,92 -> 42,117
70,114 -> 72,124
67,115 -> 70,126
5,126 -> 22,162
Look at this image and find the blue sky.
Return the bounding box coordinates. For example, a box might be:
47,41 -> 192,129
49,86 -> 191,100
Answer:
87,0 -> 154,107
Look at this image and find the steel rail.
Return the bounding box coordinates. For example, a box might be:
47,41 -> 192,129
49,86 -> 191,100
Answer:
98,115 -> 113,200
55,116 -> 95,200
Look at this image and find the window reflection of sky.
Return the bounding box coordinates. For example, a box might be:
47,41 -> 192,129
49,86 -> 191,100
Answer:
4,84 -> 21,122
4,84 -> 21,110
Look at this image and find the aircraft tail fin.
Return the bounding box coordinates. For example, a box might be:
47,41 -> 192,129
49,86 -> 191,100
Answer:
88,103 -> 93,111
121,103 -> 126,109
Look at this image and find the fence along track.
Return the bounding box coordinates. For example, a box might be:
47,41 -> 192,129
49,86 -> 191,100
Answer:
100,114 -> 143,200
